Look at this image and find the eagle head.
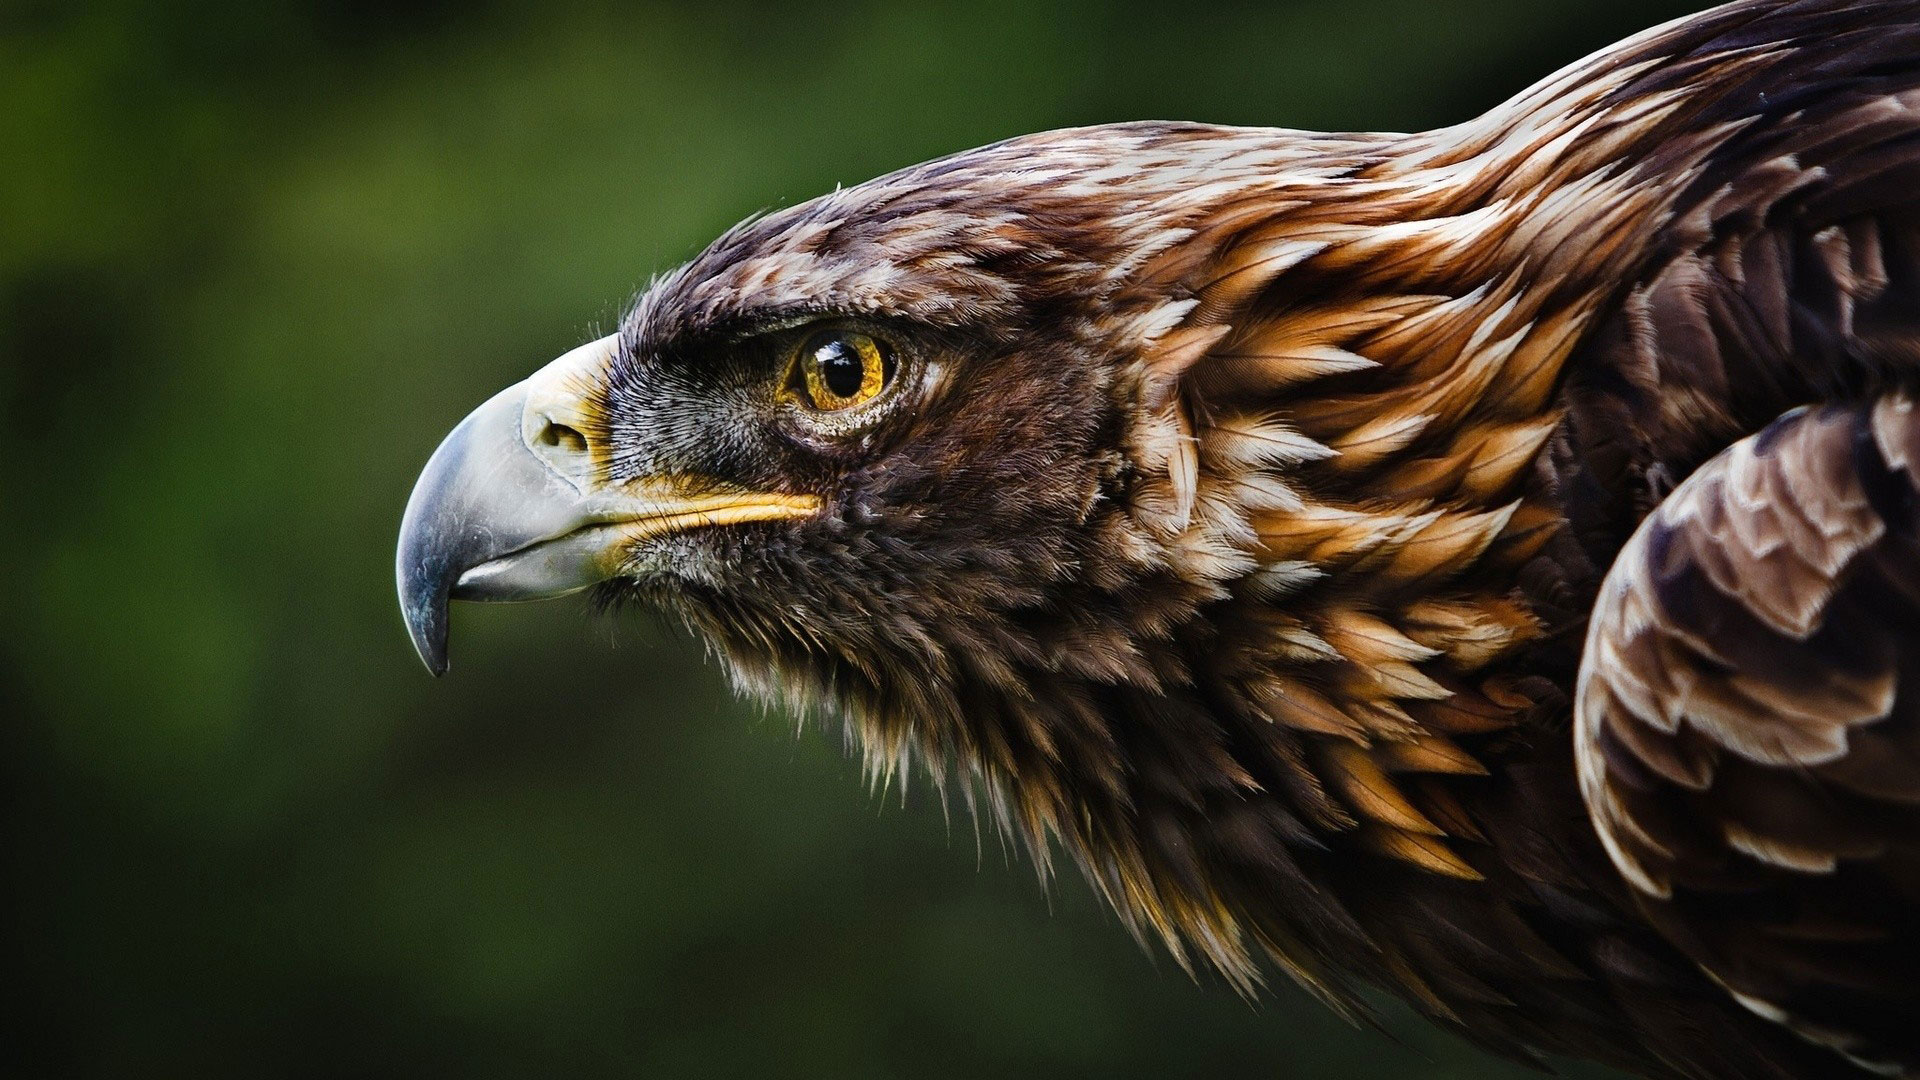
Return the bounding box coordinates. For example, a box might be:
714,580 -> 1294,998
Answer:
400,122 -> 1352,790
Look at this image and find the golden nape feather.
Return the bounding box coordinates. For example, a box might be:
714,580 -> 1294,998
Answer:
397,2 -> 1920,1077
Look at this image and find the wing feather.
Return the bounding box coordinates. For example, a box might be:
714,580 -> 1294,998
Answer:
1578,398 -> 1920,1076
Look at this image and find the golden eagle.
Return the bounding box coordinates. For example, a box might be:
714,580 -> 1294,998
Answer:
397,2 -> 1920,1075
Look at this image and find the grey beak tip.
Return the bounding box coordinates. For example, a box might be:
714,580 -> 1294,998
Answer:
410,607 -> 451,677
397,383 -> 530,680
399,550 -> 454,676
398,433 -> 472,678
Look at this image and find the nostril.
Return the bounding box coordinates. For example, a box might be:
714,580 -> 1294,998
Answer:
537,420 -> 589,456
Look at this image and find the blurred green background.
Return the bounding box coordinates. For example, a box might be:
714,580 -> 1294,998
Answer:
2,1 -> 1704,1076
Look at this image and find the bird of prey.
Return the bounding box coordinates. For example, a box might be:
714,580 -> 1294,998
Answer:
396,1 -> 1920,1075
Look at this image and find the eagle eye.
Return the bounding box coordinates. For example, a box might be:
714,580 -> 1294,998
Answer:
787,330 -> 894,412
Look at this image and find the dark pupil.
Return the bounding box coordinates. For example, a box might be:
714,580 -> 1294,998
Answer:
816,339 -> 865,398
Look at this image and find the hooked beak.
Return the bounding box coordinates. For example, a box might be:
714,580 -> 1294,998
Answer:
396,335 -> 820,675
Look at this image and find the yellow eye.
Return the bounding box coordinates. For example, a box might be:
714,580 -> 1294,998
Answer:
791,330 -> 892,411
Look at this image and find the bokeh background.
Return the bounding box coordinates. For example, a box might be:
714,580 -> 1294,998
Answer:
4,1 -> 1709,1076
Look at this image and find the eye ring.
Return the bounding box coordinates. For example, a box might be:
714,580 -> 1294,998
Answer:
786,330 -> 895,412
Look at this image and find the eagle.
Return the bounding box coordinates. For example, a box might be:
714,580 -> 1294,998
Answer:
395,2 -> 1920,1076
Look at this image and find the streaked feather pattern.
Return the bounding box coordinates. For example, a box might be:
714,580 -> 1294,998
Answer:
593,2 -> 1920,1076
